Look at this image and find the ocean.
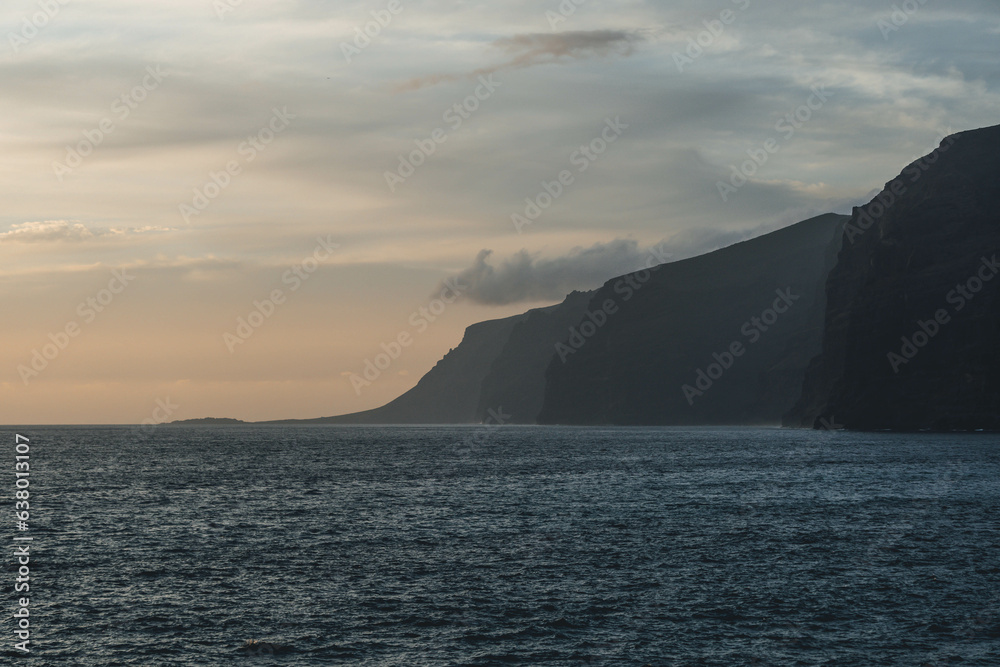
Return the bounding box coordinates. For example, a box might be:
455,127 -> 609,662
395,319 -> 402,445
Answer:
3,425 -> 999,665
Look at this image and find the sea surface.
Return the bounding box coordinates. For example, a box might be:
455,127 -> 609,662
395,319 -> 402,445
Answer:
2,425 -> 999,666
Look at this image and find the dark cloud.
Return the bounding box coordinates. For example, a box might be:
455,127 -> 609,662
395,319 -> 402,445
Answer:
396,30 -> 645,91
440,239 -> 664,305
438,218 -> 860,306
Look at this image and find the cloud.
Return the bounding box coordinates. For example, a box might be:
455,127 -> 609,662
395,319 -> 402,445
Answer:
0,221 -> 93,243
397,30 -> 645,91
0,221 -> 171,244
440,239 -> 667,306
439,220 -> 852,306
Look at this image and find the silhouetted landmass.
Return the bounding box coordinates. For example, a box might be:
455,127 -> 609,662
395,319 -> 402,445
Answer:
785,125 -> 1000,431
266,294 -> 594,424
271,315 -> 528,424
267,215 -> 845,426
170,417 -> 246,425
538,214 -> 847,425
475,290 -> 595,423
210,125 -> 1000,430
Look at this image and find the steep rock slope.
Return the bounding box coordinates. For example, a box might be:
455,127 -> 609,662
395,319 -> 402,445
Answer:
474,290 -> 594,423
538,214 -> 847,425
786,125 -> 1000,430
278,293 -> 594,424
284,314 -> 527,424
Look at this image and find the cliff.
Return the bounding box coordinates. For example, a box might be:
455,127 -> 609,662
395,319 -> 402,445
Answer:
538,214 -> 847,425
275,293 -> 594,424
785,124 -> 1000,431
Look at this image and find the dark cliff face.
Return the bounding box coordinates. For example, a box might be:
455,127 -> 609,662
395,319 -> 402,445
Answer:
475,290 -> 593,423
306,314 -> 527,424
296,292 -> 593,425
785,124 -> 1000,431
537,214 -> 847,425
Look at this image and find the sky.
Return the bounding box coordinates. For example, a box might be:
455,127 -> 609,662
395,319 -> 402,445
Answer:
2,0 -> 998,424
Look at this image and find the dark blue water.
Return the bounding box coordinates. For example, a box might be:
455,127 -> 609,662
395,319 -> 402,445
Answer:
2,426 -> 999,665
